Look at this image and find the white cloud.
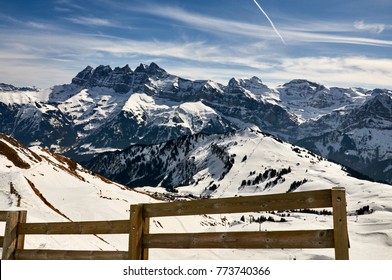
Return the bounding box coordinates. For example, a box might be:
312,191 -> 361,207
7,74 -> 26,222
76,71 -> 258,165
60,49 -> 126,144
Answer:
354,21 -> 386,34
27,21 -> 55,30
54,0 -> 85,11
268,56 -> 392,89
0,60 -> 77,88
132,5 -> 392,47
283,30 -> 392,47
1,22 -> 392,89
66,17 -> 116,27
137,5 -> 278,41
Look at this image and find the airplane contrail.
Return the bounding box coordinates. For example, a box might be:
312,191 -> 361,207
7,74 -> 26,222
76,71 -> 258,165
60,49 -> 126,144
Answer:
252,0 -> 286,44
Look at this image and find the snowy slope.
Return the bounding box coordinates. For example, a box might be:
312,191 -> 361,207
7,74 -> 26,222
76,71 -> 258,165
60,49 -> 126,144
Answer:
2,132 -> 392,259
87,129 -> 392,259
275,80 -> 371,123
149,129 -> 392,260
0,83 -> 48,105
0,133 -> 156,253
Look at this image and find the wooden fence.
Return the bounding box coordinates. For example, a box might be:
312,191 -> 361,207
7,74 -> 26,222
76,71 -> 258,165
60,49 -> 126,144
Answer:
5,218 -> 130,260
1,187 -> 349,260
1,210 -> 27,260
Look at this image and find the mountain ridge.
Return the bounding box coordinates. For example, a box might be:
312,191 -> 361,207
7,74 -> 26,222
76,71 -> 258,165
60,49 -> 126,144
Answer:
1,62 -> 391,183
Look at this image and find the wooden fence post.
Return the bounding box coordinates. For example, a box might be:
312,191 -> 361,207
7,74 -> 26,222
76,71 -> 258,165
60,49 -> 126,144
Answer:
2,211 -> 26,260
142,217 -> 150,260
128,204 -> 145,260
331,187 -> 349,260
15,210 -> 27,254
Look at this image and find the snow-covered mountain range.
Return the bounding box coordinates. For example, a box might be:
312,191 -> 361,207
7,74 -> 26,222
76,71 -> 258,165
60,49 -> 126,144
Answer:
1,63 -> 392,259
1,63 -> 391,184
1,131 -> 392,259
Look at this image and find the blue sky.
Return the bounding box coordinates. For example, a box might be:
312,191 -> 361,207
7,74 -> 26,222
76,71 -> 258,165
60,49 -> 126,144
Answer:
1,0 -> 391,89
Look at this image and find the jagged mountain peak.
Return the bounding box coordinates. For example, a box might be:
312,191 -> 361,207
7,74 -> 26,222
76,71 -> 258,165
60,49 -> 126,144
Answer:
247,76 -> 264,85
70,62 -> 169,93
371,88 -> 392,96
148,62 -> 167,73
71,65 -> 94,86
134,63 -> 148,72
370,91 -> 392,102
283,79 -> 323,87
133,62 -> 167,75
358,92 -> 392,119
113,64 -> 132,73
71,64 -> 134,93
228,77 -> 240,85
227,78 -> 246,95
227,76 -> 266,86
94,64 -> 112,73
226,76 -> 272,99
281,79 -> 327,95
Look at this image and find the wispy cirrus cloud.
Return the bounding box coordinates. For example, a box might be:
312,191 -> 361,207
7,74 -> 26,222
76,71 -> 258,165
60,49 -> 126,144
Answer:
0,14 -> 56,31
54,0 -> 85,11
354,20 -> 391,34
130,4 -> 392,47
283,29 -> 392,47
131,5 -> 279,41
66,16 -> 117,27
1,2 -> 392,90
27,21 -> 56,30
1,26 -> 391,89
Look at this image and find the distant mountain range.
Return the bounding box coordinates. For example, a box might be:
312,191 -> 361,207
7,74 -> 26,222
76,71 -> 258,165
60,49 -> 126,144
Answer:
1,63 -> 391,184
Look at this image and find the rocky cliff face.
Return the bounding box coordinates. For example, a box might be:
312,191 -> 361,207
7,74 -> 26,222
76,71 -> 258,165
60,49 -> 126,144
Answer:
296,92 -> 392,183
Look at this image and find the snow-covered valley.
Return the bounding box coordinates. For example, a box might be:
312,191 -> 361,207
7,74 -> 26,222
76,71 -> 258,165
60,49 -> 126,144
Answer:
1,130 -> 392,260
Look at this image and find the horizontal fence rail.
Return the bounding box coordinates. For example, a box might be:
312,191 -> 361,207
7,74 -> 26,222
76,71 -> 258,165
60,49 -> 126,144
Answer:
15,250 -> 128,260
142,189 -> 333,218
143,230 -> 335,249
18,220 -> 130,235
1,188 -> 349,260
1,214 -> 129,260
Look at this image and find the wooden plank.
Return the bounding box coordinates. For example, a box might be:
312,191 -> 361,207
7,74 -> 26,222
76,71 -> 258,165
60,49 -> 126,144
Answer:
15,249 -> 127,260
128,204 -> 144,260
143,217 -> 150,260
331,187 -> 349,260
144,230 -> 335,249
0,236 -> 4,247
18,220 -> 130,235
0,211 -> 9,221
16,210 -> 27,251
143,189 -> 332,218
2,211 -> 20,259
